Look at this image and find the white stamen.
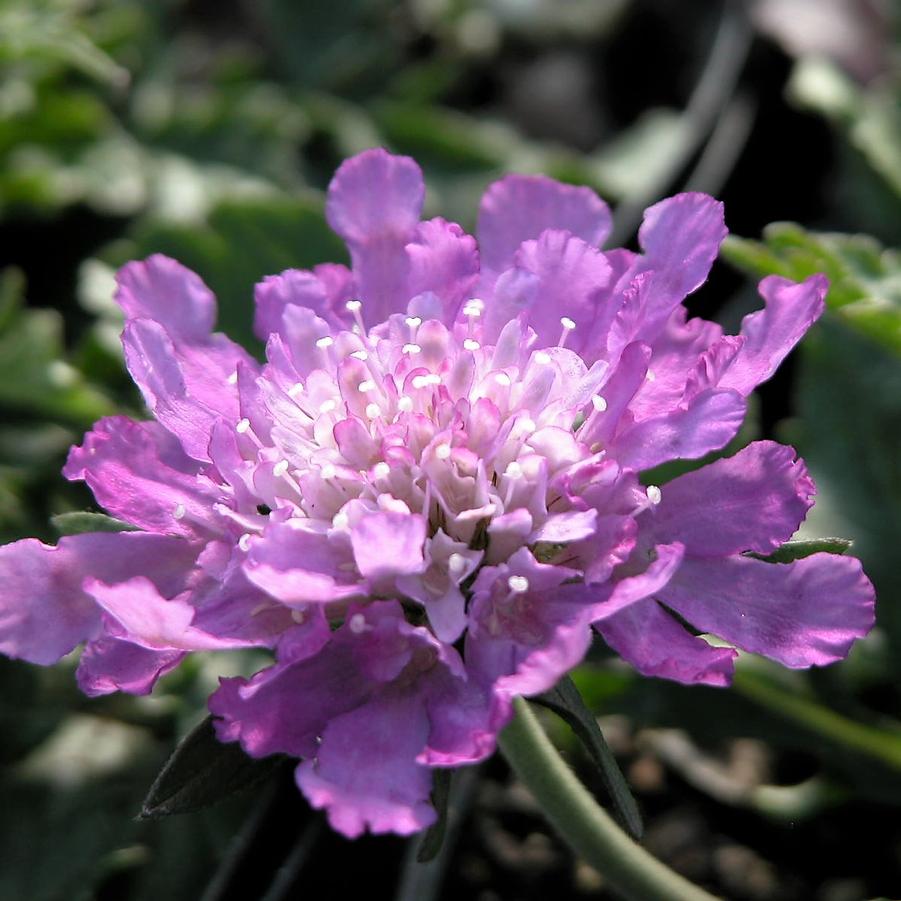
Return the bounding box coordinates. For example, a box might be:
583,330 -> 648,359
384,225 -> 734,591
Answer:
332,511 -> 349,530
365,402 -> 381,419
349,613 -> 368,634
646,485 -> 662,505
505,461 -> 523,480
291,609 -> 306,624
288,382 -> 305,398
463,338 -> 481,351
321,463 -> 337,480
319,399 -> 337,414
402,343 -> 421,355
397,396 -> 414,413
350,349 -> 369,361
447,553 -> 466,577
518,417 -> 536,434
558,316 -> 576,348
236,418 -> 251,434
358,379 -> 376,393
345,299 -> 362,312
238,533 -> 252,552
494,372 -> 512,387
534,351 -> 552,365
227,371 -> 238,385
273,460 -> 289,477
315,336 -> 334,349
173,503 -> 186,520
405,316 -> 422,329
646,369 -> 656,382
507,575 -> 530,594
411,375 -> 429,390
591,394 -> 608,412
435,443 -> 452,460
373,461 -> 391,479
462,299 -> 484,318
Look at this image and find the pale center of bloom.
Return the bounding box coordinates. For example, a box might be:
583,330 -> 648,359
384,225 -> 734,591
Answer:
235,302 -> 631,630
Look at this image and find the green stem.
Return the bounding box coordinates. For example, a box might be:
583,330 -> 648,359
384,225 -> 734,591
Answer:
733,669 -> 901,771
499,698 -> 719,901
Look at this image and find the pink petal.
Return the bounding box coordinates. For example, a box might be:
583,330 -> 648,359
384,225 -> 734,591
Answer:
76,637 -> 184,697
597,597 -> 737,686
478,174 -> 611,286
116,255 -> 216,342
244,521 -> 366,605
325,148 -> 424,322
637,192 -> 727,299
297,691 -> 435,838
0,533 -> 197,665
85,577 -> 253,651
350,511 -> 427,584
649,441 -> 815,557
658,553 -> 876,668
510,230 -> 612,350
122,319 -> 256,462
63,416 -> 221,539
406,217 -> 479,324
717,274 -> 827,397
609,387 -> 747,471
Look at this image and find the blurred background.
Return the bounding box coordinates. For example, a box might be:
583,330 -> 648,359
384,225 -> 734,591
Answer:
0,1 -> 899,899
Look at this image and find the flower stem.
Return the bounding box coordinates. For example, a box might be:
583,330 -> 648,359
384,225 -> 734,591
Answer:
498,697 -> 719,901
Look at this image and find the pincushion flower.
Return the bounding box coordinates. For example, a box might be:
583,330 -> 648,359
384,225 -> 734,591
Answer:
0,149 -> 875,838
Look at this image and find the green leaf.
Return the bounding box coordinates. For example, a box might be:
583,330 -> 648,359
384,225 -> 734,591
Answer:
723,226 -> 901,356
416,768 -> 453,863
531,675 -> 643,840
749,537 -> 852,564
788,57 -> 901,198
51,511 -> 139,536
140,716 -> 286,819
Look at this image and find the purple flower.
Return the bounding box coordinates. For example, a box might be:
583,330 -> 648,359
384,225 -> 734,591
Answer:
0,149 -> 875,837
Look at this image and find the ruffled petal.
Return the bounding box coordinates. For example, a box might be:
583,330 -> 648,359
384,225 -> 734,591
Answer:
85,577 -> 255,651
648,441 -> 815,557
325,148 -> 424,323
296,690 -> 435,837
609,387 -> 747,471
466,550 -> 592,716
76,636 -> 184,697
244,521 -> 366,605
122,319 -> 256,462
477,174 -> 612,285
63,416 -> 221,539
405,218 -> 479,324
0,533 -> 197,665
637,192 -> 727,299
509,230 -> 613,351
597,598 -> 737,686
657,553 -> 876,668
717,274 -> 827,396
116,255 -> 216,342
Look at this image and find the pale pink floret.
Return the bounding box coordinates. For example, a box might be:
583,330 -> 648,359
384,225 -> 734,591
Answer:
0,148 -> 875,837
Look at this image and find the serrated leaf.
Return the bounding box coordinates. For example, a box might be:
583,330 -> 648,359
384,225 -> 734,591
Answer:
750,538 -> 853,565
51,511 -> 139,536
416,768 -> 453,863
532,675 -> 643,839
140,716 -> 286,819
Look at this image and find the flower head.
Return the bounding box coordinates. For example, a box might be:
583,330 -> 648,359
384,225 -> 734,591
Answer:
0,149 -> 875,837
